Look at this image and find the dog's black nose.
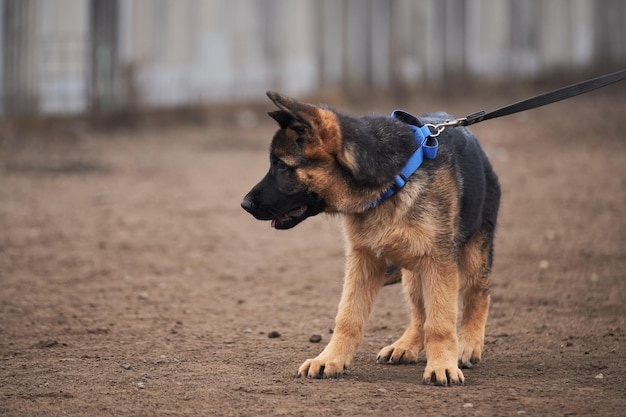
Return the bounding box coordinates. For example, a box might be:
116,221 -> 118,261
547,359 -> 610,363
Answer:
241,195 -> 255,213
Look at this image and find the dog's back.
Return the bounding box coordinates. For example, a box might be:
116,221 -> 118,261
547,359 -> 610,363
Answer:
420,112 -> 500,260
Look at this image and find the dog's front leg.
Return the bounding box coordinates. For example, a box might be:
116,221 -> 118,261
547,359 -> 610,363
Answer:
420,256 -> 464,386
297,248 -> 386,378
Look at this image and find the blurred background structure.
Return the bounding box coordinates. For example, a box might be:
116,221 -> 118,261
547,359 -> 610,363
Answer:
1,0 -> 625,116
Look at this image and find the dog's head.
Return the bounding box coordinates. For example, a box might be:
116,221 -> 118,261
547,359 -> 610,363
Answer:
241,92 -> 375,229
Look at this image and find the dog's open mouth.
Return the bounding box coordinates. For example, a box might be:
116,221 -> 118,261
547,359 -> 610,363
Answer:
242,188 -> 326,230
271,205 -> 309,229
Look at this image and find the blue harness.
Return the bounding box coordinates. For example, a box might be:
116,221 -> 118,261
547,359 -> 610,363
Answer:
367,111 -> 438,209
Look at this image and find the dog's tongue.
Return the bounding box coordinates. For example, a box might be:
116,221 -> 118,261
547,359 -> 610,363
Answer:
271,205 -> 307,228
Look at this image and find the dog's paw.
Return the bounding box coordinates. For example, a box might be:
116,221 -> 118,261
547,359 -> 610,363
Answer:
458,336 -> 483,369
376,343 -> 419,365
422,360 -> 464,386
297,357 -> 347,379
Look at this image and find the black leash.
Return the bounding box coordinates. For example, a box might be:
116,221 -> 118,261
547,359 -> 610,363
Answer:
425,69 -> 626,136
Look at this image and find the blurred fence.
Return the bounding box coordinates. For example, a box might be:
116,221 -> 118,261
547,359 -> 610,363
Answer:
1,0 -> 625,116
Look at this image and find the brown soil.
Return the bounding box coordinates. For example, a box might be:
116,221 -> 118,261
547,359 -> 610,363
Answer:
1,89 -> 625,416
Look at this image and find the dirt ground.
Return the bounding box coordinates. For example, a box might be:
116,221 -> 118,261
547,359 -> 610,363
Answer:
0,86 -> 625,417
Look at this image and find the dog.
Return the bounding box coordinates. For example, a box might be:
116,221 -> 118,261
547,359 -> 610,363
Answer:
241,92 -> 500,386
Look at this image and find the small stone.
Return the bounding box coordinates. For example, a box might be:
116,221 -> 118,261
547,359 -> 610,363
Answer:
463,403 -> 473,408
309,334 -> 322,343
137,382 -> 145,389
594,373 -> 604,379
268,331 -> 281,339
243,328 -> 252,334
121,363 -> 132,370
170,321 -> 183,334
377,387 -> 387,393
539,260 -> 549,270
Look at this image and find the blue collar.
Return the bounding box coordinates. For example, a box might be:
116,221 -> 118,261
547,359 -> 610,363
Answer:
366,111 -> 438,209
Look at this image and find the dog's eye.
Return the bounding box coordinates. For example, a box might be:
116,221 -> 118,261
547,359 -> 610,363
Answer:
292,125 -> 306,136
275,160 -> 289,172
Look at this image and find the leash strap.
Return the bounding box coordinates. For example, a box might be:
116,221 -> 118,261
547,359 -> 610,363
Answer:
426,69 -> 626,135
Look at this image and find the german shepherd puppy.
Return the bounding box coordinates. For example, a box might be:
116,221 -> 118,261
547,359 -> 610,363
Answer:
242,92 -> 500,386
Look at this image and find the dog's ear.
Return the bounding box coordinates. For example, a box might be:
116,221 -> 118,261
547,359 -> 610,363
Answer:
267,110 -> 294,129
266,91 -> 317,130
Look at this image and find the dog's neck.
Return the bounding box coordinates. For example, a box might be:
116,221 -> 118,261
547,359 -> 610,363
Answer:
366,118 -> 437,209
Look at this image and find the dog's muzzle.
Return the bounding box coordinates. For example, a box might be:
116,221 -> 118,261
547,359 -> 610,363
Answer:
241,190 -> 325,230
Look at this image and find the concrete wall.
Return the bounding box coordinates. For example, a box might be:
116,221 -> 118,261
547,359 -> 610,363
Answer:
1,0 -> 625,115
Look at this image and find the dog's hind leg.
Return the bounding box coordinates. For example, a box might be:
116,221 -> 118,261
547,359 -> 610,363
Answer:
377,269 -> 424,364
458,232 -> 492,368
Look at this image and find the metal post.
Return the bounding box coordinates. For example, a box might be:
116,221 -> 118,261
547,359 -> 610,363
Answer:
89,0 -> 120,113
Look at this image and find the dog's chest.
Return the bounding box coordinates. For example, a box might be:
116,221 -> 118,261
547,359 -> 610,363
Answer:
344,213 -> 436,267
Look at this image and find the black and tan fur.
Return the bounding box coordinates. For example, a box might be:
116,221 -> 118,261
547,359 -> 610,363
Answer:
242,92 -> 500,386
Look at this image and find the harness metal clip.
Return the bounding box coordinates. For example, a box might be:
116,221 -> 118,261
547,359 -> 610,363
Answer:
425,117 -> 467,137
